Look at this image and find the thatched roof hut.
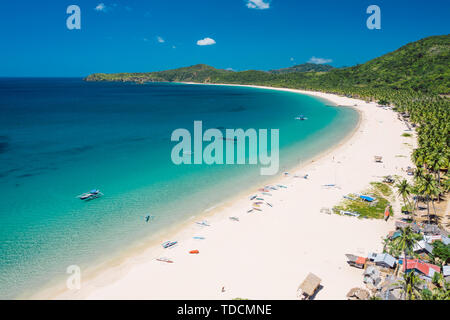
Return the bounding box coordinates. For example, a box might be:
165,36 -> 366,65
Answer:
298,273 -> 322,298
346,287 -> 370,300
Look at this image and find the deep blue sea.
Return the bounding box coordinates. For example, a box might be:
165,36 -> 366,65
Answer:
0,78 -> 358,298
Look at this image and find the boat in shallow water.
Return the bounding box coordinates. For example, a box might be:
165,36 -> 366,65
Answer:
77,189 -> 103,201
295,115 -> 308,120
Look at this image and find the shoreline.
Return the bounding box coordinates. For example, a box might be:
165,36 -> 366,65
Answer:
31,84 -> 414,300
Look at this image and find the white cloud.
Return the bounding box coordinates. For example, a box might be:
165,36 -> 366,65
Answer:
157,36 -> 165,43
95,3 -> 106,11
308,56 -> 333,64
197,37 -> 216,46
246,0 -> 270,10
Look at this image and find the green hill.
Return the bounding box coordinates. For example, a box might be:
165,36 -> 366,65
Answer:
86,35 -> 449,94
269,63 -> 334,74
321,35 -> 450,93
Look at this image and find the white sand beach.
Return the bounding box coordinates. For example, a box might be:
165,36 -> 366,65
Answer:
40,86 -> 416,300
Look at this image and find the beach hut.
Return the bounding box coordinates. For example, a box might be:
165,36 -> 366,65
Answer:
374,253 -> 397,269
401,259 -> 440,279
346,287 -> 370,300
363,266 -> 381,286
422,224 -> 444,236
413,240 -> 434,255
395,220 -> 421,233
345,254 -> 367,269
297,273 -> 322,300
379,276 -> 404,300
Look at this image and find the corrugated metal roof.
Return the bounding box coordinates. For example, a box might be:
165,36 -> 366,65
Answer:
374,253 -> 396,268
404,259 -> 440,277
413,240 -> 433,254
443,266 -> 450,277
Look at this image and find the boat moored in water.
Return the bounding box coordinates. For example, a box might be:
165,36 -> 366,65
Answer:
77,189 -> 103,201
295,115 -> 308,120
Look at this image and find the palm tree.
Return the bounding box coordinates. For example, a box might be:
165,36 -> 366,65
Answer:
396,179 -> 412,215
393,226 -> 420,279
422,273 -> 450,300
442,172 -> 450,193
426,152 -> 449,202
413,167 -> 426,183
416,174 -> 439,224
399,271 -> 423,300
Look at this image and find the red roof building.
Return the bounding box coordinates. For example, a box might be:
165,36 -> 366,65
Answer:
403,259 -> 440,277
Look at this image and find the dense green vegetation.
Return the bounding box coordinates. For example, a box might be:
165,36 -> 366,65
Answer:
86,35 -> 449,94
268,63 -> 334,74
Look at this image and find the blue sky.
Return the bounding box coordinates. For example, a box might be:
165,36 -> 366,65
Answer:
0,0 -> 448,77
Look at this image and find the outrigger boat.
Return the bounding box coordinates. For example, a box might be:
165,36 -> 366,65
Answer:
196,220 -> 210,227
295,115 -> 308,120
77,189 -> 103,201
162,241 -> 178,249
156,257 -> 174,263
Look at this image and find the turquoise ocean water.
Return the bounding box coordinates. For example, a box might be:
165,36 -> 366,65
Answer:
0,79 -> 358,298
